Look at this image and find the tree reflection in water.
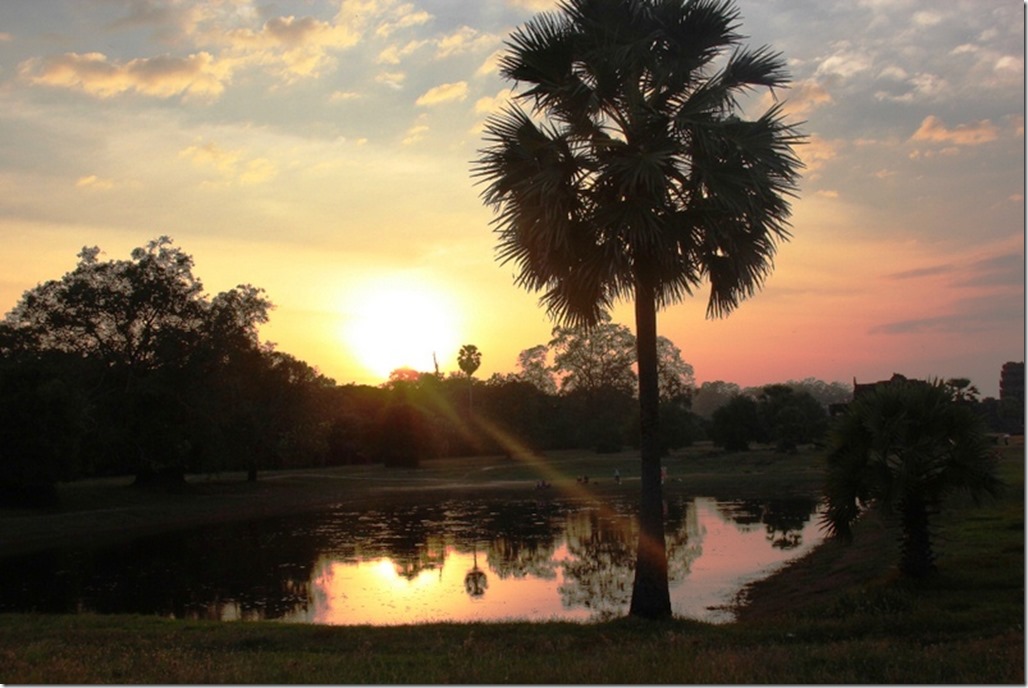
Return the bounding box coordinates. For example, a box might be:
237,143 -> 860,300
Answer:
0,495 -> 821,623
714,498 -> 820,550
558,497 -> 704,616
464,546 -> 488,597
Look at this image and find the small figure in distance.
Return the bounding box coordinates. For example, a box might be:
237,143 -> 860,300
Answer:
614,468 -> 621,485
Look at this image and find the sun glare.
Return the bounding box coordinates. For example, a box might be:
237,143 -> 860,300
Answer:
343,276 -> 462,381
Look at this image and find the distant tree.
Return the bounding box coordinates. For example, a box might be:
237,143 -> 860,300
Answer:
655,337 -> 695,403
692,381 -> 743,420
756,384 -> 829,452
473,0 -> 802,618
549,316 -> 637,396
709,394 -> 763,451
516,345 -> 557,395
784,378 -> 852,408
823,379 -> 1001,578
944,377 -> 980,404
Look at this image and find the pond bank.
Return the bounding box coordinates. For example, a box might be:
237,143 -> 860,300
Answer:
0,446 -> 825,557
0,443 -> 1021,683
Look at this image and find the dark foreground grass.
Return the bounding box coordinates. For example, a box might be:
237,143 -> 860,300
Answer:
0,443 -> 1023,683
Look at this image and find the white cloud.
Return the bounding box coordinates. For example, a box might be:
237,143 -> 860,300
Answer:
375,70 -> 406,89
815,46 -> 872,81
911,11 -> 943,27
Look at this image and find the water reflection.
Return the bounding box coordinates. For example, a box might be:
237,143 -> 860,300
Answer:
0,495 -> 822,624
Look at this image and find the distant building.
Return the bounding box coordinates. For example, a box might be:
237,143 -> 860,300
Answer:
829,373 -> 914,417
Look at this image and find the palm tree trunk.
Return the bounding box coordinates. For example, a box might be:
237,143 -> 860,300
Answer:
629,279 -> 672,619
899,491 -> 935,578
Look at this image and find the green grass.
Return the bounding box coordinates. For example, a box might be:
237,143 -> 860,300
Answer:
0,442 -> 1023,683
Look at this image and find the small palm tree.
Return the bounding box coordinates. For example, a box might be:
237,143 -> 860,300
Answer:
457,344 -> 482,415
473,0 -> 802,618
823,379 -> 1001,578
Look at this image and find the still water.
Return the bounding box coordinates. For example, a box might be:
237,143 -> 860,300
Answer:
0,494 -> 823,624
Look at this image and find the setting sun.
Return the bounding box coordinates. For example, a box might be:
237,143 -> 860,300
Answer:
343,275 -> 462,381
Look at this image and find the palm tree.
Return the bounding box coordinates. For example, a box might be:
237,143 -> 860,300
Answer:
457,344 -> 482,415
823,379 -> 1001,578
473,0 -> 803,618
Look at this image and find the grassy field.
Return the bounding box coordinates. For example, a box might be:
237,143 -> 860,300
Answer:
0,441 -> 1022,683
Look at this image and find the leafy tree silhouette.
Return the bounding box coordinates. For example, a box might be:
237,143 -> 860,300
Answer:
474,0 -> 803,618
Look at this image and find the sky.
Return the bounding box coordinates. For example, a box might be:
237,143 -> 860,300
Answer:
0,0 -> 1022,397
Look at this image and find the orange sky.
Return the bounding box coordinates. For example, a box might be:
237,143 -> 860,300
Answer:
0,1 -> 1022,396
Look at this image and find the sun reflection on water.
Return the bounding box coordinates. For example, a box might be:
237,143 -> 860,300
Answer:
281,497 -> 823,626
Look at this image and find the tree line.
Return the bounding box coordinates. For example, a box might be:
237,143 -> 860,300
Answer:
0,238 -> 1014,507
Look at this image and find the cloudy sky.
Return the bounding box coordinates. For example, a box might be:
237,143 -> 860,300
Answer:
0,0 -> 1022,395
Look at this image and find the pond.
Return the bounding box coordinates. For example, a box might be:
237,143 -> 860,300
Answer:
0,494 -> 823,625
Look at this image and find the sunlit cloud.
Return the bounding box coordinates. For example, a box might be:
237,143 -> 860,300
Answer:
75,175 -> 116,191
798,135 -> 841,176
475,49 -> 504,77
474,89 -> 510,115
435,26 -> 497,58
506,0 -> 559,10
876,72 -> 949,103
377,40 -> 425,64
374,5 -> 432,39
757,78 -> 832,118
402,123 -> 429,146
329,90 -> 362,102
415,81 -> 468,106
910,116 -> 999,146
179,140 -> 277,186
20,51 -> 229,99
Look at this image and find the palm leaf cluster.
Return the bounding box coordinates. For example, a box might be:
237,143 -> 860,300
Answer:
474,0 -> 803,327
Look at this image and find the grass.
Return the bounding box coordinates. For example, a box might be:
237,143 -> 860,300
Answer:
0,441 -> 1023,683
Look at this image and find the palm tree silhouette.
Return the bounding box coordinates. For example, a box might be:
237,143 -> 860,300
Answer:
474,0 -> 803,618
823,379 -> 1001,578
457,344 -> 482,416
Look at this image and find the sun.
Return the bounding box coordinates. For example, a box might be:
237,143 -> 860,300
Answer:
343,276 -> 462,381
